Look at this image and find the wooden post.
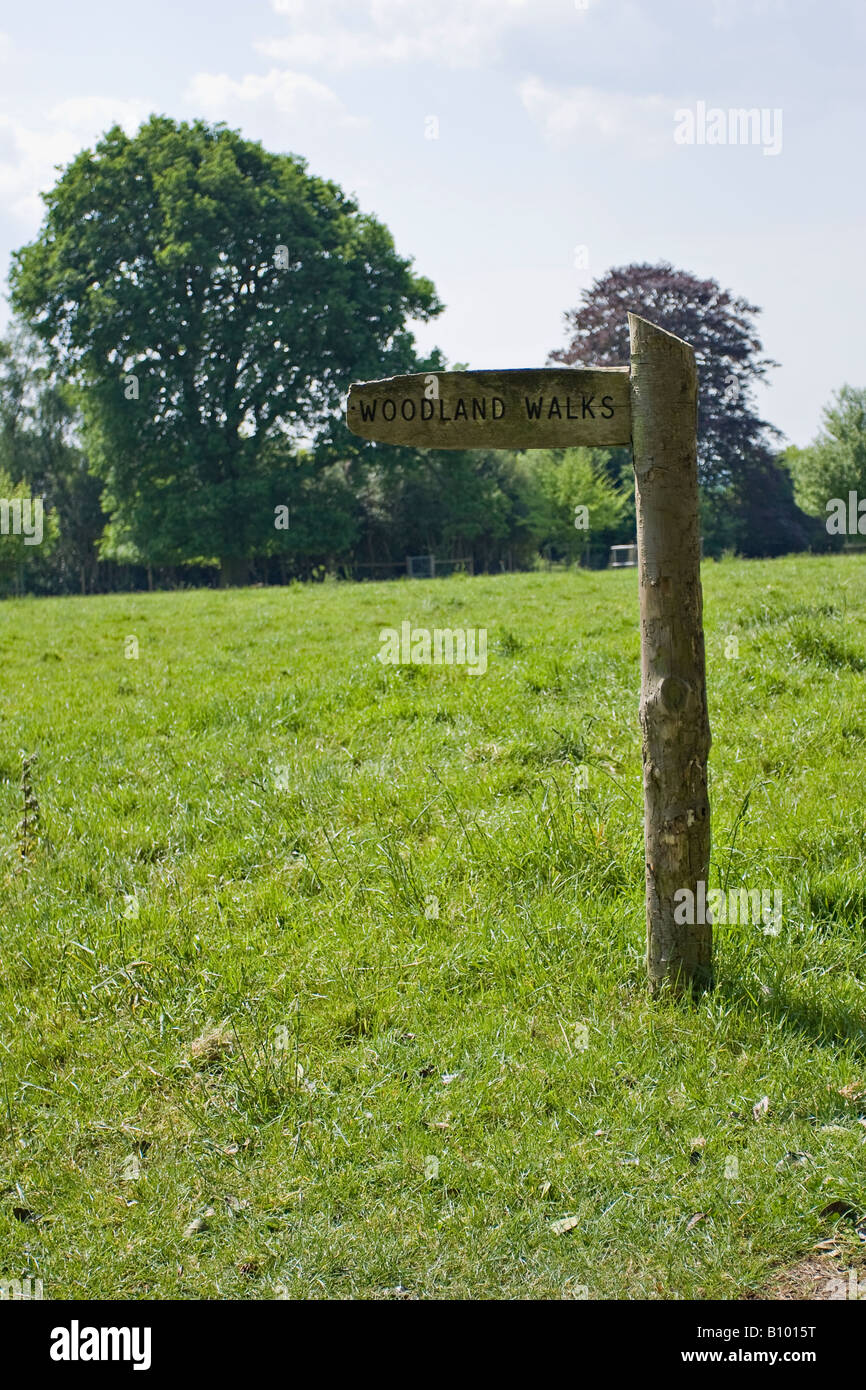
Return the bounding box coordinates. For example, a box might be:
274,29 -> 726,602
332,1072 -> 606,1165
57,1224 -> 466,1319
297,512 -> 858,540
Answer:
628,314 -> 712,995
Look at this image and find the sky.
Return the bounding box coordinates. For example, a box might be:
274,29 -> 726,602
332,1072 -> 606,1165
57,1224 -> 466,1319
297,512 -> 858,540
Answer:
0,0 -> 864,446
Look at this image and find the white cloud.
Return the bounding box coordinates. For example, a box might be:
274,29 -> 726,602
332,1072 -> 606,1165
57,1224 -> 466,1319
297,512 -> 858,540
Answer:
186,67 -> 364,128
257,0 -> 584,72
0,97 -> 149,225
47,97 -> 150,133
519,76 -> 671,153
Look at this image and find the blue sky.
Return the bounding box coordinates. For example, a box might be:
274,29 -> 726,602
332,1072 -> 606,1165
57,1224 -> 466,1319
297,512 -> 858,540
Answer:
1,0 -> 864,445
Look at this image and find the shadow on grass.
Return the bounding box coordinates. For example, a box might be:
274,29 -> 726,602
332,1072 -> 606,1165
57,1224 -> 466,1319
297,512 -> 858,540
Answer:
713,973 -> 866,1060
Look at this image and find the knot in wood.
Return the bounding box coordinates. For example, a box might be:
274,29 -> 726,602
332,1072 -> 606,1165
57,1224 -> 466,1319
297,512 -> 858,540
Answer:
659,674 -> 689,714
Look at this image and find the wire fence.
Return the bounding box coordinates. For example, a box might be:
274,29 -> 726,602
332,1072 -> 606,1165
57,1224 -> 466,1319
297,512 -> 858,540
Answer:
346,555 -> 475,581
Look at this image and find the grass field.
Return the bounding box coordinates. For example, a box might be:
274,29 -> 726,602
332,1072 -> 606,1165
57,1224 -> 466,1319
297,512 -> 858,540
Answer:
1,554 -> 866,1300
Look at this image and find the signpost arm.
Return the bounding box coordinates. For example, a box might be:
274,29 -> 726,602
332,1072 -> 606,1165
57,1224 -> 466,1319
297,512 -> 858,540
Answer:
628,314 -> 712,995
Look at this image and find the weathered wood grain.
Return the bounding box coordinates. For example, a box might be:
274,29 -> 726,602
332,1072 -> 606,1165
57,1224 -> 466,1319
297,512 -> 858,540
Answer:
347,367 -> 631,450
629,313 -> 712,996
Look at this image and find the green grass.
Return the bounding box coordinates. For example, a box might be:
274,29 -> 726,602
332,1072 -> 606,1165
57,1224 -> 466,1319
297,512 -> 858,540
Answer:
1,554 -> 865,1300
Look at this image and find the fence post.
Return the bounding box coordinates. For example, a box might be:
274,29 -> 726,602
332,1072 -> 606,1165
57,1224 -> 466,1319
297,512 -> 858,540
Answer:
628,314 -> 712,995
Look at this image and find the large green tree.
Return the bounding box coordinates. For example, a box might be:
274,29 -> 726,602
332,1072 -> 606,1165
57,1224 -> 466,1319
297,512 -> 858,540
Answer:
10,116 -> 443,584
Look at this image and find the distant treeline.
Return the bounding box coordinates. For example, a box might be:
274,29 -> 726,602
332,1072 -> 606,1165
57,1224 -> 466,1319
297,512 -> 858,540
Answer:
0,118 -> 850,596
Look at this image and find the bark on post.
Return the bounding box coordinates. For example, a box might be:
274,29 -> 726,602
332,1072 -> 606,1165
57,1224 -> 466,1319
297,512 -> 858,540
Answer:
628,314 -> 712,995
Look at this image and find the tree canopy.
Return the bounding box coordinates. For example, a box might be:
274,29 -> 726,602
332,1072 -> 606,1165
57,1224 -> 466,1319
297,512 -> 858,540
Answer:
549,261 -> 779,489
549,262 -> 824,555
9,116 -> 444,583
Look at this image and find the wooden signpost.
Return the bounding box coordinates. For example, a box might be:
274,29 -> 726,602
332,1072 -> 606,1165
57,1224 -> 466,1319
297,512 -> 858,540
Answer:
347,315 -> 712,995
347,367 -> 631,450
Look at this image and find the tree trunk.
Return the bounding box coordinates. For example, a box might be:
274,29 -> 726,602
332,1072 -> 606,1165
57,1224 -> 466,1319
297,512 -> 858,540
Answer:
219,556 -> 249,588
628,313 -> 712,995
